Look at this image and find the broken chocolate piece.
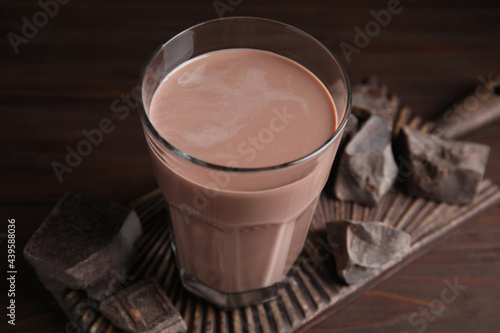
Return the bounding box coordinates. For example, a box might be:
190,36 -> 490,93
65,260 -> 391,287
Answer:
344,113 -> 360,139
24,192 -> 142,298
100,278 -> 187,333
339,265 -> 376,285
397,125 -> 490,205
326,220 -> 411,285
432,73 -> 500,139
340,114 -> 360,146
334,116 -> 398,206
351,76 -> 399,121
85,267 -> 136,301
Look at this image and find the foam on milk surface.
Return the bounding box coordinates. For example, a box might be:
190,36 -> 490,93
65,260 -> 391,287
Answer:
149,48 -> 336,168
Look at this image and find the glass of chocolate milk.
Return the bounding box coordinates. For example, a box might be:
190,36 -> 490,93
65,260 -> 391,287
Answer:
139,17 -> 351,308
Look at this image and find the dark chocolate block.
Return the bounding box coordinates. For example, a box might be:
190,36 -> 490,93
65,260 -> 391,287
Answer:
24,192 -> 142,298
340,114 -> 360,146
351,76 -> 399,121
344,113 -> 360,139
397,125 -> 490,205
85,267 -> 136,301
100,279 -> 187,333
327,220 -> 411,285
334,116 -> 398,206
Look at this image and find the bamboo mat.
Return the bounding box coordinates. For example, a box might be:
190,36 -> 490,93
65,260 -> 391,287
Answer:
51,109 -> 500,333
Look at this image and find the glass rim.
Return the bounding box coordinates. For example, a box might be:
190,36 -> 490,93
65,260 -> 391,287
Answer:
139,16 -> 352,173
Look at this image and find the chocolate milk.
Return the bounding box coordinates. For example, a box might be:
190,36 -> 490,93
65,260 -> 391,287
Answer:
147,49 -> 337,293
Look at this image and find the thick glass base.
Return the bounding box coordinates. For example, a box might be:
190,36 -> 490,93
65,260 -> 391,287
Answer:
179,269 -> 280,309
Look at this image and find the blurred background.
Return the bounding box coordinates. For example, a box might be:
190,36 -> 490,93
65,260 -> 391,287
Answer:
1,0 -> 499,332
2,0 -> 500,202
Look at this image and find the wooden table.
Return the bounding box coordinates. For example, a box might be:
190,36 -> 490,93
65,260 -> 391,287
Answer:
2,0 -> 499,332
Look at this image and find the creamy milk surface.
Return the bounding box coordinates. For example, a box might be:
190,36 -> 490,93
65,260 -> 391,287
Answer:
149,48 -> 336,168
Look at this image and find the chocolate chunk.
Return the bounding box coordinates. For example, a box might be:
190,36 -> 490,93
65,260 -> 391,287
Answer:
334,116 -> 398,206
340,114 -> 360,146
351,76 -> 399,121
344,114 -> 360,138
100,279 -> 187,333
24,192 -> 142,298
85,267 -> 136,301
326,220 -> 411,284
397,125 -> 490,205
338,265 -> 375,285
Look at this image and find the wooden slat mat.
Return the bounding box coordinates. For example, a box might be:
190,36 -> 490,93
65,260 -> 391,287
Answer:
51,110 -> 500,333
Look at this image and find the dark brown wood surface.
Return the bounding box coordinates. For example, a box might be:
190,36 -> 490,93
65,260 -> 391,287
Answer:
1,1 -> 499,332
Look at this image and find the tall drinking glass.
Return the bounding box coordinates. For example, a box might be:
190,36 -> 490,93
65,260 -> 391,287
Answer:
139,17 -> 351,308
